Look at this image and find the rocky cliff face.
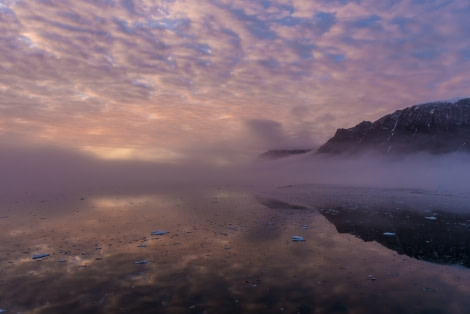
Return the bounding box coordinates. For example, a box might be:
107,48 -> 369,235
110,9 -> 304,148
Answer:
317,98 -> 470,155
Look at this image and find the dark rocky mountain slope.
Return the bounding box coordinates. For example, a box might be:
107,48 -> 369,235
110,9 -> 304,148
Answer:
317,98 -> 470,155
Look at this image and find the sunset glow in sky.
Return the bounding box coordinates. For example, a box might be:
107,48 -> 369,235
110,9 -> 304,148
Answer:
1,0 -> 470,163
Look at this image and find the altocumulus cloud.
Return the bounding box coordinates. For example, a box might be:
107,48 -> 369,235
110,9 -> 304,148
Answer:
0,0 -> 469,163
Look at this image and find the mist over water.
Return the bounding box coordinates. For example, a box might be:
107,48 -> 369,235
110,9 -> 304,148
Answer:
2,137 -> 470,196
264,151 -> 470,193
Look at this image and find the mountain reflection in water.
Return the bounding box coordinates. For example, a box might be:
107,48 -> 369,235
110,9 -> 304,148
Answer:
319,204 -> 470,268
271,184 -> 470,268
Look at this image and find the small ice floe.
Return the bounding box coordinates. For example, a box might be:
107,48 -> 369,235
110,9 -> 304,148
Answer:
32,253 -> 49,260
367,274 -> 376,281
291,236 -> 306,242
383,232 -> 396,236
300,225 -> 309,229
57,259 -> 67,263
150,230 -> 167,235
425,216 -> 437,221
137,244 -> 147,248
0,308 -> 6,313
134,260 -> 148,265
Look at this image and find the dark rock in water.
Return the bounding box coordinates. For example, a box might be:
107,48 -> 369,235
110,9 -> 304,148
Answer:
258,149 -> 312,160
317,98 -> 470,155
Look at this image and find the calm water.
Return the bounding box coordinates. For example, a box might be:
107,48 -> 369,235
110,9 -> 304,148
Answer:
0,184 -> 469,313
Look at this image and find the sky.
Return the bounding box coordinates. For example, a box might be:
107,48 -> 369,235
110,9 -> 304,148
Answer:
1,0 -> 470,165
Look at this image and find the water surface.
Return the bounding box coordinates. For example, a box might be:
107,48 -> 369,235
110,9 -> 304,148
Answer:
0,184 -> 469,313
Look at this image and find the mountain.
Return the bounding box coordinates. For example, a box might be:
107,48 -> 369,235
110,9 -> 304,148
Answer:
317,98 -> 470,155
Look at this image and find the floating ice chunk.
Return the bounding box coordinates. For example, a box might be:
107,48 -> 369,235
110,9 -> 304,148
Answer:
321,209 -> 340,215
58,259 -> 67,263
151,230 -> 167,235
137,244 -> 147,248
425,216 -> 437,221
134,260 -> 148,264
32,253 -> 49,259
367,274 -> 376,281
300,225 -> 309,229
383,232 -> 396,236
291,236 -> 306,242
0,308 -> 6,313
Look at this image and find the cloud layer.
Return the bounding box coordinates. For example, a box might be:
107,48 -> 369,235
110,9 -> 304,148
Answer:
1,0 -> 469,162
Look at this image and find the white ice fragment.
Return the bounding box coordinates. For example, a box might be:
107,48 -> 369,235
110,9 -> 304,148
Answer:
134,260 -> 148,264
0,308 -> 6,313
300,225 -> 309,229
383,232 -> 396,236
291,236 -> 306,242
151,230 -> 167,235
32,253 -> 49,259
425,216 -> 437,221
367,274 -> 377,281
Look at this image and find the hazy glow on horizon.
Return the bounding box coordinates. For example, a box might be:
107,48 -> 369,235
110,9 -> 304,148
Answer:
1,0 -> 470,162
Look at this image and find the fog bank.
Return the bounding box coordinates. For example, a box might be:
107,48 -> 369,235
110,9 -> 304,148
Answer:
1,140 -> 469,196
